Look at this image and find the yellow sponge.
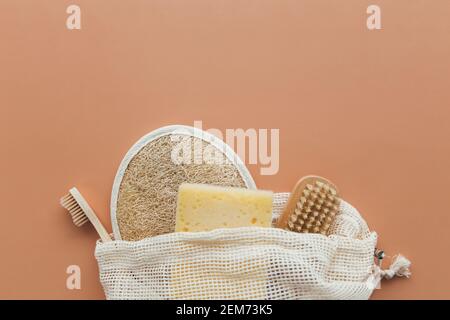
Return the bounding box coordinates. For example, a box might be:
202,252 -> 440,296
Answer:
175,183 -> 273,232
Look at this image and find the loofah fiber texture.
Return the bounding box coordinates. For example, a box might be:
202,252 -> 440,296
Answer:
96,193 -> 380,300
116,135 -> 247,241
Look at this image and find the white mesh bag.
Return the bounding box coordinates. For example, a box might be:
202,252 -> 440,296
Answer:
95,193 -> 410,300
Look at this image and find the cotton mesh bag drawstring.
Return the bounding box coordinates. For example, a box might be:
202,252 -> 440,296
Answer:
95,193 -> 411,300
366,253 -> 411,290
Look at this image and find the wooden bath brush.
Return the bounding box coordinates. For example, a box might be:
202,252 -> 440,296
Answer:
276,176 -> 340,235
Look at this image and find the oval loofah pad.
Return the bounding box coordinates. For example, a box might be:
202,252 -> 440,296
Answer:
111,125 -> 256,241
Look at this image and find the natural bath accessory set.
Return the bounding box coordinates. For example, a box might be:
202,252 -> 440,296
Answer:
60,125 -> 411,299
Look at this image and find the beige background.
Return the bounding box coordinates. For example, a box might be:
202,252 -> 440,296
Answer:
1,0 -> 449,299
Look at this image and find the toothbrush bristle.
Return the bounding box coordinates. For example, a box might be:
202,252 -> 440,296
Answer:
60,193 -> 89,227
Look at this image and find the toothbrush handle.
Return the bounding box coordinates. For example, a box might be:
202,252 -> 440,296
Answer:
70,188 -> 112,242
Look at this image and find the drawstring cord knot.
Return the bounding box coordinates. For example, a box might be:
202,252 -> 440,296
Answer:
379,254 -> 411,279
366,252 -> 411,289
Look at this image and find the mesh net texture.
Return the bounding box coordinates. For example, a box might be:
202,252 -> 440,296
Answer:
96,193 -> 377,300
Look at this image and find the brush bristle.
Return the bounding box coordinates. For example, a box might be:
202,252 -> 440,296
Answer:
286,180 -> 340,235
60,193 -> 89,227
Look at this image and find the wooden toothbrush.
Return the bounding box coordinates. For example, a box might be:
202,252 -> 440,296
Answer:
276,175 -> 341,235
60,187 -> 112,242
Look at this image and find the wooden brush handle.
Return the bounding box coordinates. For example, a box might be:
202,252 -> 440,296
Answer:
70,188 -> 112,242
